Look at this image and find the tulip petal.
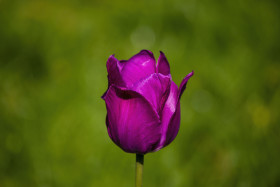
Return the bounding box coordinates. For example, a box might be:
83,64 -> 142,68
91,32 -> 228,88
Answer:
104,85 -> 161,154
157,51 -> 171,76
106,55 -> 125,87
156,71 -> 193,148
130,73 -> 170,114
164,101 -> 181,146
163,71 -> 194,146
156,81 -> 179,149
119,50 -> 156,86
178,71 -> 194,99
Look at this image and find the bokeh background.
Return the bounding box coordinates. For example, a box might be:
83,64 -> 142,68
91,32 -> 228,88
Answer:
0,0 -> 280,186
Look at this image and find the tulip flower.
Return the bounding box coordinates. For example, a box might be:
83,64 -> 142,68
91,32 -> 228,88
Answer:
102,50 -> 193,186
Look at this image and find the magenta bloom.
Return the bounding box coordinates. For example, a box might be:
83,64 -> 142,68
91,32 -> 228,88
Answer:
102,50 -> 193,154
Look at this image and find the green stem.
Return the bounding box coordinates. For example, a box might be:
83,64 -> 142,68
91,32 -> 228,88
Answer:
135,154 -> 144,187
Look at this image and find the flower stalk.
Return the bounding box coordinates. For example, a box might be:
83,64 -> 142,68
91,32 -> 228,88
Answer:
135,154 -> 144,187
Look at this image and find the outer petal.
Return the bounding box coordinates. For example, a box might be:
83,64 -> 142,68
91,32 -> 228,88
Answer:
163,71 -> 194,146
103,85 -> 161,154
156,81 -> 179,150
178,71 -> 194,99
129,73 -> 170,114
157,51 -> 171,76
164,101 -> 181,147
157,71 -> 194,149
106,55 -> 125,87
119,50 -> 156,86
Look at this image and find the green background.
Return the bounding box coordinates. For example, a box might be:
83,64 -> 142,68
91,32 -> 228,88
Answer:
0,0 -> 280,186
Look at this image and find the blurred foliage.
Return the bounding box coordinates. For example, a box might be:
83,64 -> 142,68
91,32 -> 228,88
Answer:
0,0 -> 280,186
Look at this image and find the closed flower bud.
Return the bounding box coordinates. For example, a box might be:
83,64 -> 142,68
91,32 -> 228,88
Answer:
102,50 -> 193,154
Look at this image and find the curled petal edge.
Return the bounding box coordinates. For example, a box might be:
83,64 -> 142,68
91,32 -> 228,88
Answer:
160,70 -> 194,148
178,71 -> 194,99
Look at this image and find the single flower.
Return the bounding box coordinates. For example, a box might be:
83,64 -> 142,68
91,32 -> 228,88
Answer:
102,50 -> 193,154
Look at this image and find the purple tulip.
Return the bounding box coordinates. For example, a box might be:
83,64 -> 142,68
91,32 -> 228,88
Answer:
102,50 -> 193,154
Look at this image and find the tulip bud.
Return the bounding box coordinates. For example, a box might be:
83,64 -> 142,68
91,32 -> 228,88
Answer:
102,50 -> 193,154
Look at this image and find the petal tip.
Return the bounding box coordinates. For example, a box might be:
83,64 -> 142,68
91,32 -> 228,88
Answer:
191,70 -> 194,76
157,51 -> 170,75
186,70 -> 194,79
101,91 -> 107,100
107,55 -> 118,69
108,54 -> 116,61
140,49 -> 153,55
178,70 -> 194,98
139,49 -> 155,60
